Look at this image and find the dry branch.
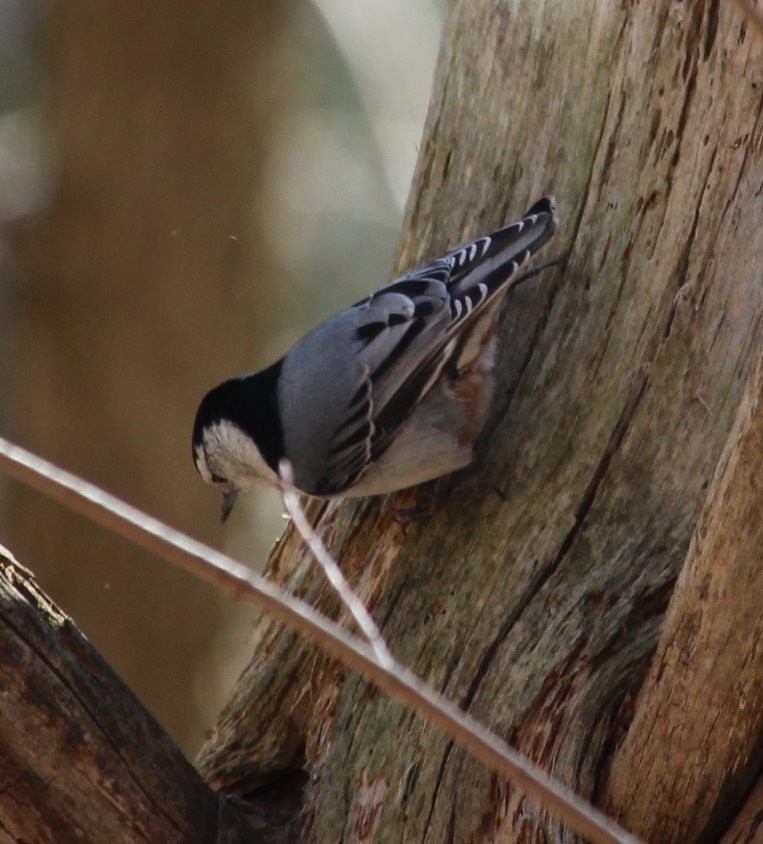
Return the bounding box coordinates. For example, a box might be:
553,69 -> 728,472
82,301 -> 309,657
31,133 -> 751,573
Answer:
280,460 -> 394,669
0,546 -> 279,844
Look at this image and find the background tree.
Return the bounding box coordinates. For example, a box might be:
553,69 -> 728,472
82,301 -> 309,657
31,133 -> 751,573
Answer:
4,0 -> 290,750
1,0 -> 437,753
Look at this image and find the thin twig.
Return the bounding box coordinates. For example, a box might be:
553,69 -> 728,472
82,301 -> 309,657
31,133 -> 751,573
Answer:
279,460 -> 394,668
0,436 -> 641,844
729,0 -> 763,38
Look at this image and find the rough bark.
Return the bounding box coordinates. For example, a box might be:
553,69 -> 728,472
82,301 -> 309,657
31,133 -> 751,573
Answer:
198,1 -> 763,842
604,341 -> 763,841
0,545 -> 291,844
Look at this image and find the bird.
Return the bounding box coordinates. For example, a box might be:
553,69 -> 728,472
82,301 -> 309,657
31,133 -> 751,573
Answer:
193,197 -> 558,521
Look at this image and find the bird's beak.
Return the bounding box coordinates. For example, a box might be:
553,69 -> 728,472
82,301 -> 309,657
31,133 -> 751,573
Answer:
220,490 -> 238,523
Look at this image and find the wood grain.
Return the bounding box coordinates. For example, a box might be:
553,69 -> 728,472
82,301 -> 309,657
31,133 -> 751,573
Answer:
605,343 -> 763,841
0,546 -> 289,843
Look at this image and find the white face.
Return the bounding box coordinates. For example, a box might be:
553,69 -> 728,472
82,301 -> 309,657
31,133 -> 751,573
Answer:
194,419 -> 278,493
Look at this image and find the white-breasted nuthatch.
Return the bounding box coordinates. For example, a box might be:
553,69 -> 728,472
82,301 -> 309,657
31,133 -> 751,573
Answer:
193,197 -> 558,520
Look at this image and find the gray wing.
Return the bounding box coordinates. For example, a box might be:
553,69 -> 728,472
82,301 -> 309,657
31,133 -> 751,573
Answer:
316,278 -> 454,495
312,198 -> 558,495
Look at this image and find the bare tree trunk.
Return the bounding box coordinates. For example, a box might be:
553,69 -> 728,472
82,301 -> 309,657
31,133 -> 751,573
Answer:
198,1 -> 763,841
604,344 -> 763,841
0,546 -> 279,843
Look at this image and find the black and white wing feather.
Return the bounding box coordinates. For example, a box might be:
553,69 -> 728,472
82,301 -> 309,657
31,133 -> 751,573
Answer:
301,197 -> 558,495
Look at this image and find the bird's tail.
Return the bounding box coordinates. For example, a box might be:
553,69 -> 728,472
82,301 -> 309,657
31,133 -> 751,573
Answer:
446,196 -> 558,306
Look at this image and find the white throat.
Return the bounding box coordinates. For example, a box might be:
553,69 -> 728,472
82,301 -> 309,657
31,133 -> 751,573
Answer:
196,419 -> 279,490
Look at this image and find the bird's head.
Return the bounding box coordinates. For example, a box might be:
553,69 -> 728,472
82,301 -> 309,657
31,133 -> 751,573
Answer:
192,374 -> 281,521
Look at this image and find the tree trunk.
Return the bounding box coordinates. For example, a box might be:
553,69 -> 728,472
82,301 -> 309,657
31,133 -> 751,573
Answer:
604,342 -> 763,841
0,545 -> 286,843
198,1 -> 763,841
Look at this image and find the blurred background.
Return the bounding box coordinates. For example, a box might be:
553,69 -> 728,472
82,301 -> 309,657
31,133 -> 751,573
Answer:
0,0 -> 442,755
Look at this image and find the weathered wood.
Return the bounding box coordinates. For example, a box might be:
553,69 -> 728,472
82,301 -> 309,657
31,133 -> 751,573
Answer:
604,343 -> 763,841
199,1 -> 763,841
0,545 -> 292,844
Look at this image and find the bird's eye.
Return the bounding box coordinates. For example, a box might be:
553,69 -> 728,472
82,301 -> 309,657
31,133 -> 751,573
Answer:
210,473 -> 227,485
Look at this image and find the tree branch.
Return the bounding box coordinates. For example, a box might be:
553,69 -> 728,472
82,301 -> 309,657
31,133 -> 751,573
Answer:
279,460 -> 394,669
0,546 -> 282,843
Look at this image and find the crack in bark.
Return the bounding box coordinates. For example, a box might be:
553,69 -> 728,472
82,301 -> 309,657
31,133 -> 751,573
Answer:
0,815 -> 17,844
577,82 -> 614,233
591,579 -> 676,677
421,739 -> 456,841
481,273 -> 562,450
596,91 -> 627,205
445,802 -> 457,844
419,372 -> 650,838
662,161 -> 710,342
465,371 -> 650,718
727,92 -> 763,212
704,0 -> 721,60
711,764 -> 763,843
